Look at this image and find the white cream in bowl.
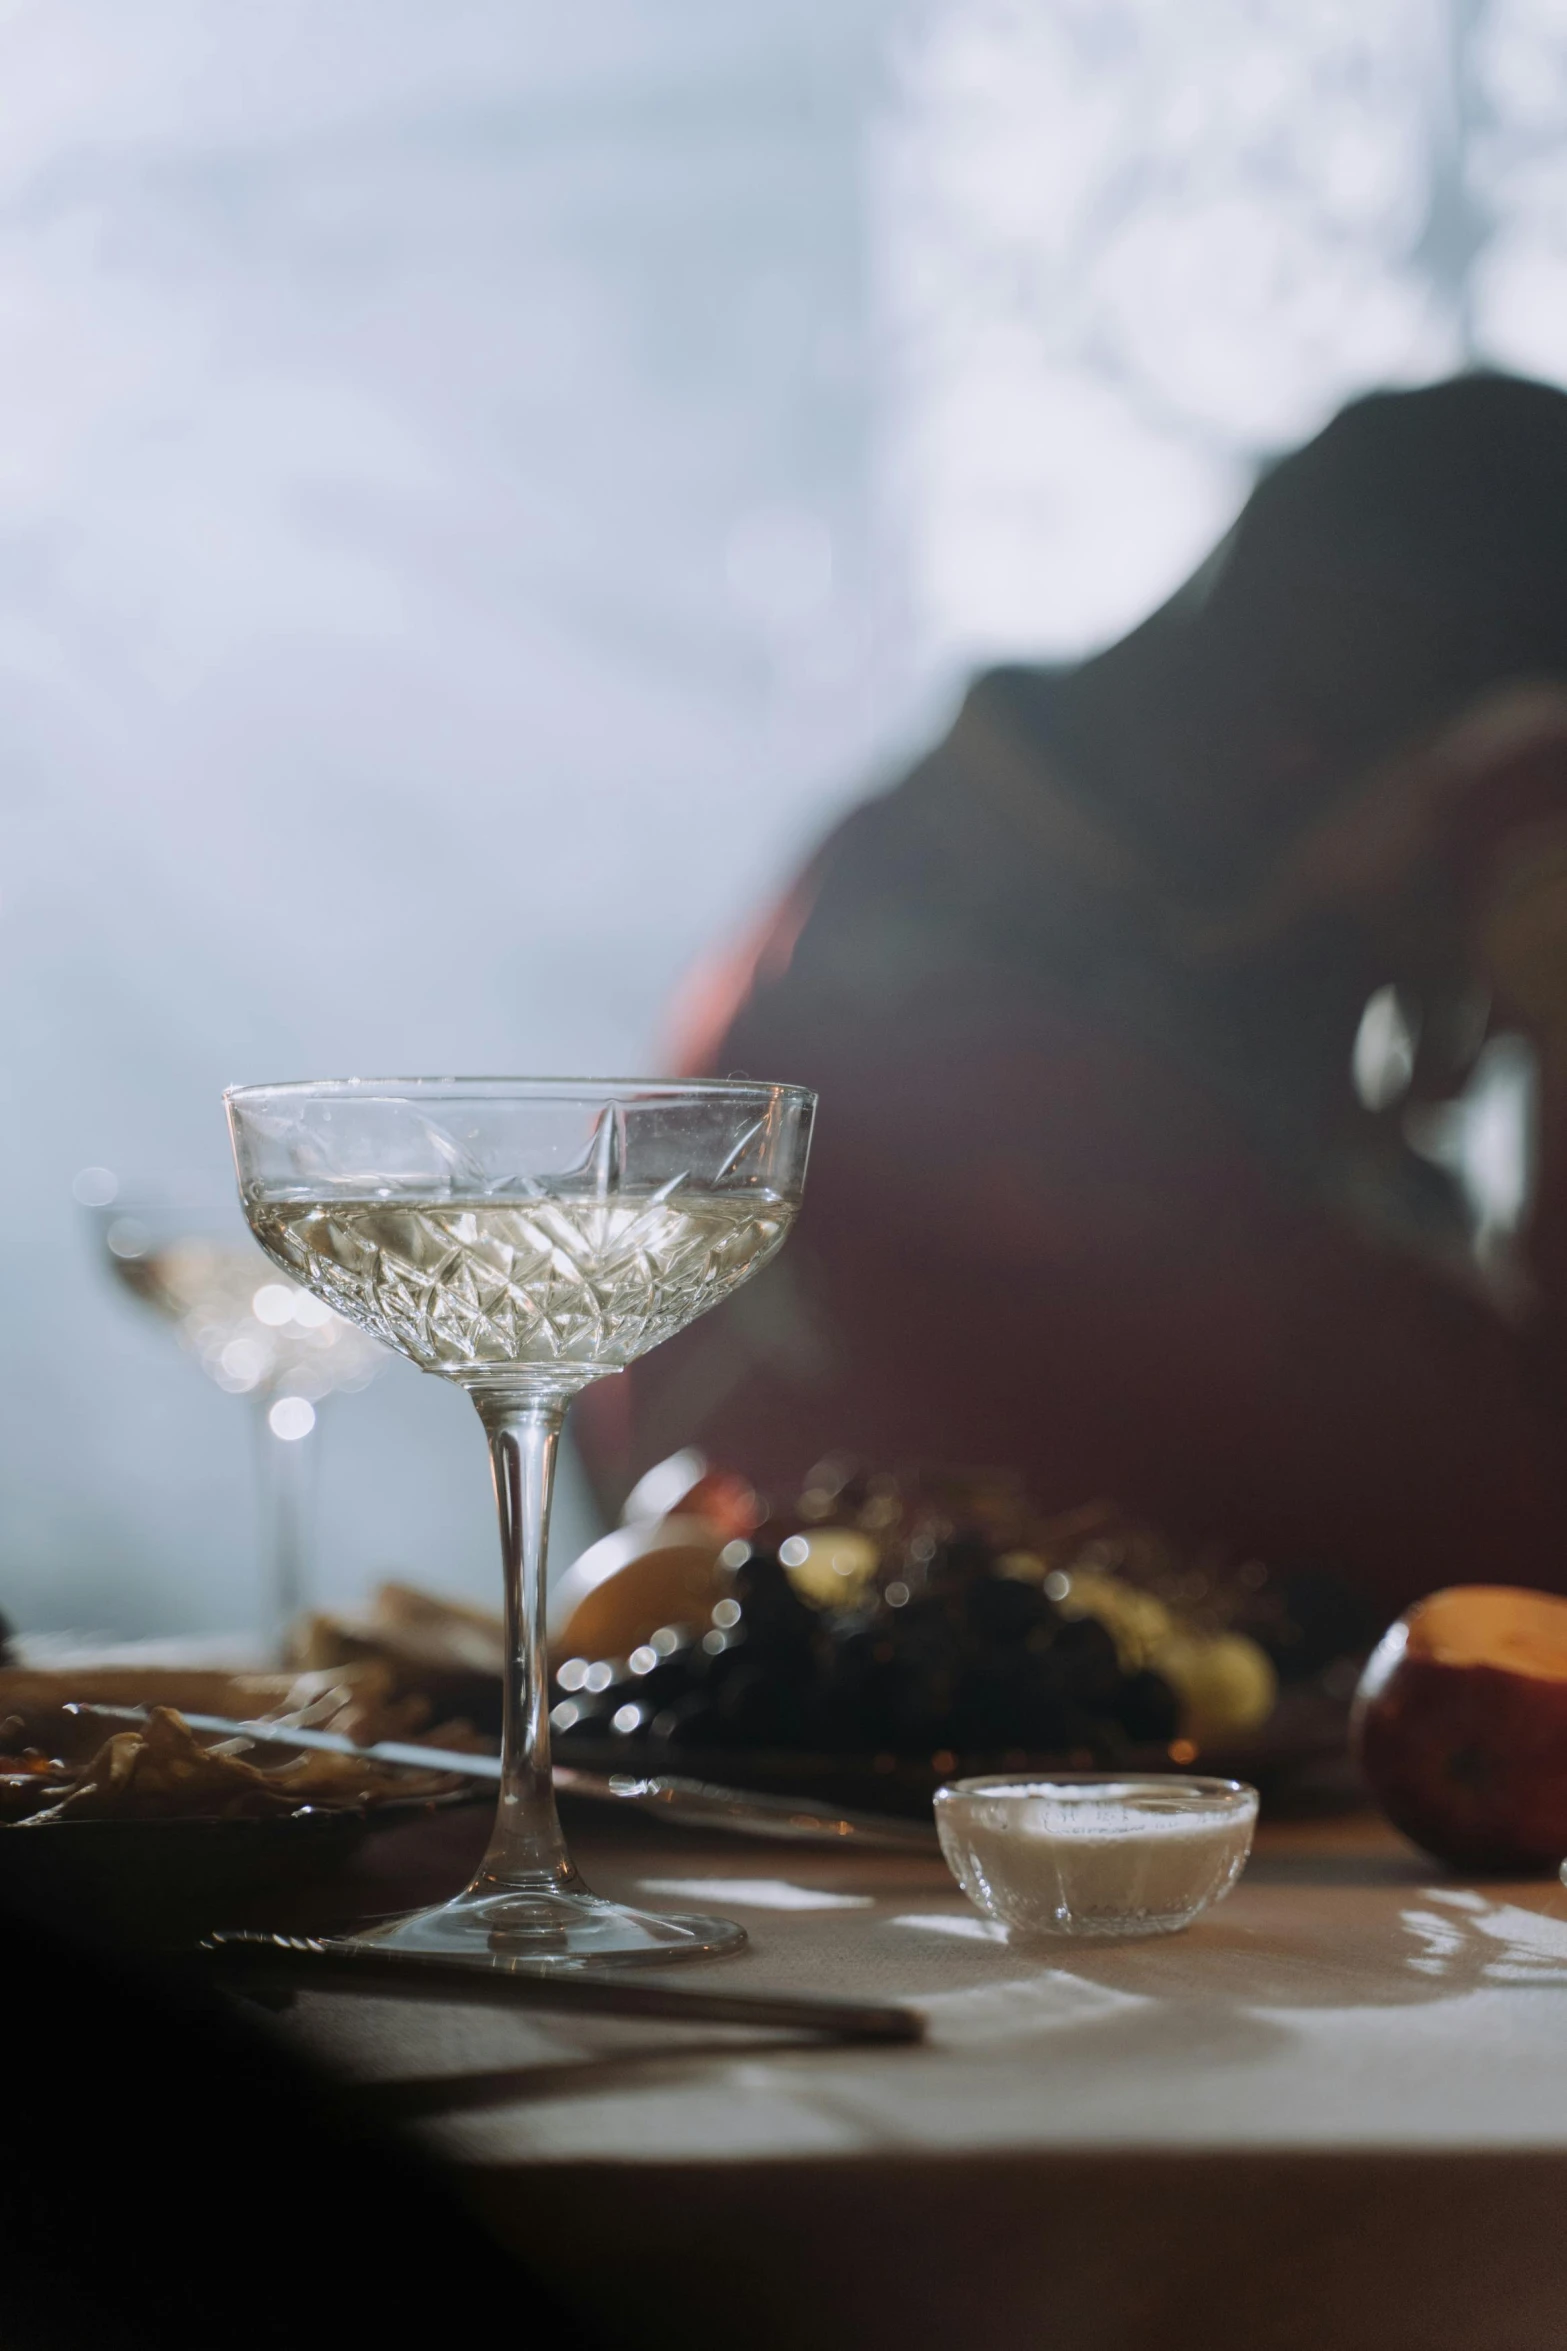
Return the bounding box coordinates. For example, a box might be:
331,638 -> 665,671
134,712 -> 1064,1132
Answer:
934,1773 -> 1258,1942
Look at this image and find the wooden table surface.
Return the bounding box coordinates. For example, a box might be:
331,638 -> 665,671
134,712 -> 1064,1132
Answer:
279,1800 -> 1567,2351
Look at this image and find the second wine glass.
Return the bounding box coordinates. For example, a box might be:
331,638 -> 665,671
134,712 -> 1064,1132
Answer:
81,1172 -> 385,1651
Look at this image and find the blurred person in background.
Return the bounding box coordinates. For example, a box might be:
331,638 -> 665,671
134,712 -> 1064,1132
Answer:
577,373 -> 1567,1623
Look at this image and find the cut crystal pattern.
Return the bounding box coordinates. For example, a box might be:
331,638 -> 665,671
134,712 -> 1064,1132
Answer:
250,1189 -> 792,1376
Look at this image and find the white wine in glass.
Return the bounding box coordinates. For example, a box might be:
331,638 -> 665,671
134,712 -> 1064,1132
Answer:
226,1077 -> 814,1972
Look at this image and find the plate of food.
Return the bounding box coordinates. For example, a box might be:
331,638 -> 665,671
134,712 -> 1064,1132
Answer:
296,1456 -> 1371,1819
0,1668 -> 483,1942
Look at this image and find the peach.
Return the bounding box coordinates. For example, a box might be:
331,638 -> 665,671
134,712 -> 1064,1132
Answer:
1353,1585 -> 1567,1872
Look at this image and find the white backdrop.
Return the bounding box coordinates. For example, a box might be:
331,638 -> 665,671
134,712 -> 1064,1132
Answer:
0,0 -> 924,1637
4,0 -> 1565,1638
881,0 -> 1567,662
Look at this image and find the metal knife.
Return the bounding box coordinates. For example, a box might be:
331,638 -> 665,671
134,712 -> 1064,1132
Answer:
198,1929 -> 925,2043
68,1702 -> 940,1853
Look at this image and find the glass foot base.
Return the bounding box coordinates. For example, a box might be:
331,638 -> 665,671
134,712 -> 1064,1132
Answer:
351,1886 -> 748,1972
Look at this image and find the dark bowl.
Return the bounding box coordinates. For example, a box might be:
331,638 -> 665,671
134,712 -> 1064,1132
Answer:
0,1797 -> 457,1947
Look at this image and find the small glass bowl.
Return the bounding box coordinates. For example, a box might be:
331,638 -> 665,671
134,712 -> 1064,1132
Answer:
934,1772 -> 1259,1943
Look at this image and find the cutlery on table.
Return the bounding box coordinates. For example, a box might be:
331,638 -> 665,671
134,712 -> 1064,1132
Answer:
197,1929 -> 925,2044
67,1702 -> 941,1853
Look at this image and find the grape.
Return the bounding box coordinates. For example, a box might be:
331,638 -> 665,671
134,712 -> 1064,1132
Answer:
549,1492 -> 1180,1766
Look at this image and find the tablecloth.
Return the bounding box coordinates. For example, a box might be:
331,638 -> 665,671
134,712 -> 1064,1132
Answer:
278,1802 -> 1567,2350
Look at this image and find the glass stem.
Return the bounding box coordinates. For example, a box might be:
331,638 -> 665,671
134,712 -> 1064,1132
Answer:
253,1398 -> 317,1661
469,1386 -> 581,1895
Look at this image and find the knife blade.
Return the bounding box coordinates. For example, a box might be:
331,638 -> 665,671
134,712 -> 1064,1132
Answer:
67,1702 -> 940,1853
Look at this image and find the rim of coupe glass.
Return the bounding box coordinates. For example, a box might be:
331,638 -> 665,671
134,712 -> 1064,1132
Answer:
224,1076 -> 816,1107
936,1773 -> 1256,1811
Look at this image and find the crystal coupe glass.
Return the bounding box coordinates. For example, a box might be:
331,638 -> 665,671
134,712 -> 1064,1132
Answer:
226,1077 -> 814,1971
